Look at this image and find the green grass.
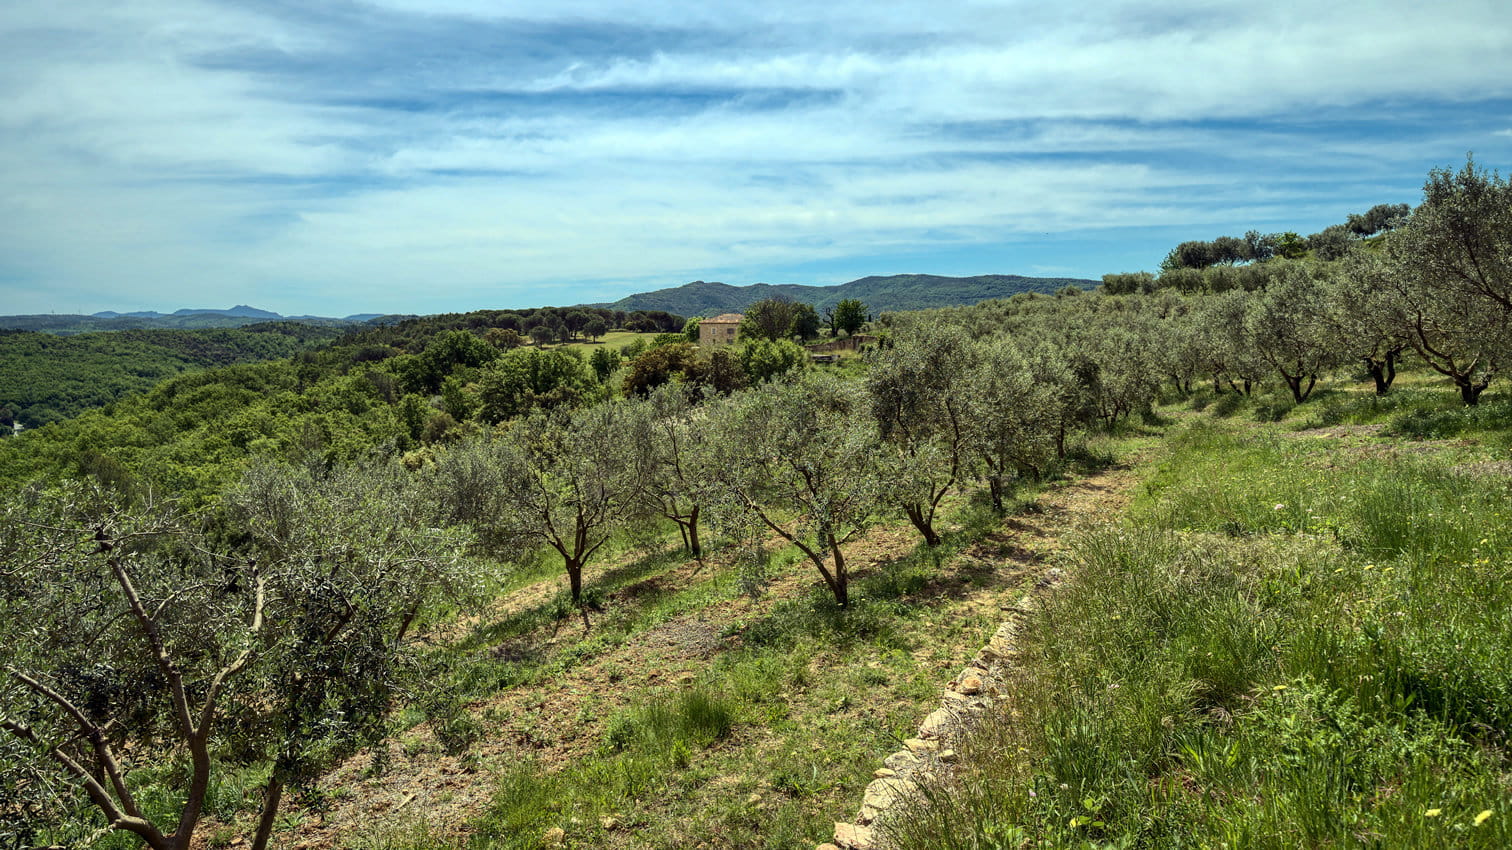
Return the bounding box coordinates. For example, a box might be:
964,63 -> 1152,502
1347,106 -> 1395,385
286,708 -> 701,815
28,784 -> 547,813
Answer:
889,414 -> 1512,849
562,331 -> 659,354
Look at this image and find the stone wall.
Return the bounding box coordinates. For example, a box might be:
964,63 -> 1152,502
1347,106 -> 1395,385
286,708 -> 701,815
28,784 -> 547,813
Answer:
820,569 -> 1064,850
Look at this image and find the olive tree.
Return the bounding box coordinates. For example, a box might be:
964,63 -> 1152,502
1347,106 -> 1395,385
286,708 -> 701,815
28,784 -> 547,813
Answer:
965,337 -> 1058,512
1327,254 -> 1407,395
1,462 -> 474,850
705,373 -> 884,607
1381,157 -> 1512,404
866,324 -> 975,546
625,385 -> 716,558
1244,264 -> 1347,402
433,402 -> 645,604
1193,289 -> 1267,394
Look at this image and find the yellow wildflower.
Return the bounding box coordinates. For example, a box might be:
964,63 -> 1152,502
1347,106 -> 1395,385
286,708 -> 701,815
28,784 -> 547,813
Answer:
1474,809 -> 1492,826
1425,808 -> 1442,817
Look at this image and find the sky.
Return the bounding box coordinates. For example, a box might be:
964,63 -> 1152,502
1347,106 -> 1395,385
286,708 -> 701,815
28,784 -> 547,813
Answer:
3,1 -> 1512,317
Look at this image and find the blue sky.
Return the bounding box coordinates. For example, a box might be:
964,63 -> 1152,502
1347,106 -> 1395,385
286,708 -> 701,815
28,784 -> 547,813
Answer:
3,0 -> 1511,317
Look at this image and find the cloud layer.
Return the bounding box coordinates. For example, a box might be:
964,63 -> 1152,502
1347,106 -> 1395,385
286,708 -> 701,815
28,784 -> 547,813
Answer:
3,0 -> 1511,315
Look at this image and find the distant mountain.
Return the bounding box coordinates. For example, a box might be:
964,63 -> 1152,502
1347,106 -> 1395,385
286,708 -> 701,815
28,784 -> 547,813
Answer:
171,305 -> 281,319
595,274 -> 1097,316
3,307 -> 373,335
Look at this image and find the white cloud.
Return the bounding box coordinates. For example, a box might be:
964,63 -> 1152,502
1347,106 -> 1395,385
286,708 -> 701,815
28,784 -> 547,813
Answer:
2,0 -> 1509,314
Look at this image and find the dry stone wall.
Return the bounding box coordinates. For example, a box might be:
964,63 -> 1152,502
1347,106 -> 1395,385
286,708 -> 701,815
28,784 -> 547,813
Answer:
820,568 -> 1064,850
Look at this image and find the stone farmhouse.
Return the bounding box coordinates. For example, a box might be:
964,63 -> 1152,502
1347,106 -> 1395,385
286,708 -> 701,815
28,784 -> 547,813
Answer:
697,313 -> 742,346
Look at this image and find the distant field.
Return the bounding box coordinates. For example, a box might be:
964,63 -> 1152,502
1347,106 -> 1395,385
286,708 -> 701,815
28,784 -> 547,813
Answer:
563,330 -> 662,353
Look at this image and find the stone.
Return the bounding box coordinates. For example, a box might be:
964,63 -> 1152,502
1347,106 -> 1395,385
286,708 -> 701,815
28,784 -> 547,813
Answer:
542,827 -> 566,847
833,822 -> 875,850
918,708 -> 953,737
938,749 -> 958,763
903,738 -> 937,754
884,750 -> 920,770
873,767 -> 896,778
817,845 -> 843,850
862,777 -> 916,811
860,779 -> 893,810
958,675 -> 983,695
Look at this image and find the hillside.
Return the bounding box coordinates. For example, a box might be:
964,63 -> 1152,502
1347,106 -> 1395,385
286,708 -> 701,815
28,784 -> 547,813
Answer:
596,274 -> 1096,316
0,323 -> 345,428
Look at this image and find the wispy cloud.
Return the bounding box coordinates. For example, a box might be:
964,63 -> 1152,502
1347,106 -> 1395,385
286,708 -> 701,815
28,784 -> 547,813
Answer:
2,0 -> 1510,314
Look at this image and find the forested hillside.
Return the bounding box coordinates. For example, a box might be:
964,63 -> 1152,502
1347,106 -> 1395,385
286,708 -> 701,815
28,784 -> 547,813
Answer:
0,323 -> 345,428
3,159 -> 1510,850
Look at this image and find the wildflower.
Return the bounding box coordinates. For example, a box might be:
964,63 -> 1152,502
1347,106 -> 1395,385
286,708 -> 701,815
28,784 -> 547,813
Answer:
1274,503 -> 1286,511
1272,685 -> 1288,692
1425,808 -> 1442,817
1474,809 -> 1492,826
1363,564 -> 1375,570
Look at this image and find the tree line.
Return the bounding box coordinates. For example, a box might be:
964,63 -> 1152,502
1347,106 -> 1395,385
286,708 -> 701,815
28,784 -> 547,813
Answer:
1143,201 -> 1413,276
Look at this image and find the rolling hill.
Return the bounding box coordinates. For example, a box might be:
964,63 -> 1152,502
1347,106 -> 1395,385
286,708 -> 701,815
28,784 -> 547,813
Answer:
595,273 -> 1097,316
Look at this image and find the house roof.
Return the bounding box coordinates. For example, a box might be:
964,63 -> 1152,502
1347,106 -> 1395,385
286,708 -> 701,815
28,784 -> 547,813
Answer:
699,313 -> 744,324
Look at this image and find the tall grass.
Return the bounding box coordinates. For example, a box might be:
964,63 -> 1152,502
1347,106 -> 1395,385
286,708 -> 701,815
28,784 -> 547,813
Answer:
891,420 -> 1512,848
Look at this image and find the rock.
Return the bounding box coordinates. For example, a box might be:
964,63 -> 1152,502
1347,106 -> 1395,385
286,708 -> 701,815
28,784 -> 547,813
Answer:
903,738 -> 937,754
833,822 -> 875,850
958,675 -> 983,695
918,708 -> 953,737
884,750 -> 920,770
873,767 -> 896,778
938,749 -> 958,763
817,845 -> 843,850
542,826 -> 566,847
862,777 -> 916,811
942,689 -> 967,703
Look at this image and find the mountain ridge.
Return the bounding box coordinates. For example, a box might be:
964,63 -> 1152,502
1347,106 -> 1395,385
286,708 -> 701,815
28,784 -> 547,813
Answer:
6,309 -> 387,335
590,273 -> 1097,315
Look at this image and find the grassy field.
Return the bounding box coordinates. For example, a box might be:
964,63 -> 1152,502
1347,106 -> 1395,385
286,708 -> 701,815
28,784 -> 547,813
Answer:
562,331 -> 661,354
890,380 -> 1512,848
